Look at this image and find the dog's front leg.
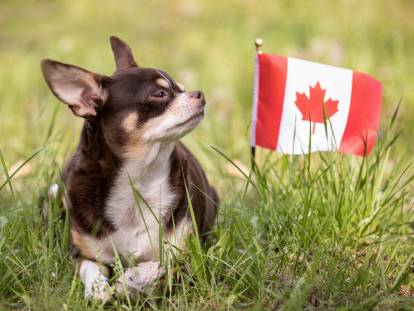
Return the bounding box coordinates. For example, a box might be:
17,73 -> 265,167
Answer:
115,220 -> 192,297
116,261 -> 165,296
79,259 -> 112,301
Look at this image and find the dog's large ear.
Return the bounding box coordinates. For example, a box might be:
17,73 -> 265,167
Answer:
41,59 -> 108,119
110,36 -> 138,71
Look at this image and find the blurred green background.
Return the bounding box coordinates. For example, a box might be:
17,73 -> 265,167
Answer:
1,0 -> 413,174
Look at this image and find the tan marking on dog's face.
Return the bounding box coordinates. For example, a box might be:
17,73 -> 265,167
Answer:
122,112 -> 138,133
176,82 -> 185,92
156,78 -> 170,89
122,112 -> 146,159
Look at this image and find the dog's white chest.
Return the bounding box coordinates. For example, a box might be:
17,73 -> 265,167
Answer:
93,158 -> 176,263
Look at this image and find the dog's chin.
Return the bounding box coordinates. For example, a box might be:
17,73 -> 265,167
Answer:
170,112 -> 204,139
159,112 -> 204,142
175,111 -> 204,130
142,111 -> 204,143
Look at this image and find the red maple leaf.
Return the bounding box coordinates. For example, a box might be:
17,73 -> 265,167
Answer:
295,81 -> 339,134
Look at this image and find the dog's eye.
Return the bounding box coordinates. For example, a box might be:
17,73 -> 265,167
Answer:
153,90 -> 167,98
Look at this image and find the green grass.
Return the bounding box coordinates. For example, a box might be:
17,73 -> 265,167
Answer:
1,0 -> 414,309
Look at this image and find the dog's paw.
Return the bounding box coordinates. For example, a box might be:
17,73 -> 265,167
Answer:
116,261 -> 165,296
84,274 -> 112,303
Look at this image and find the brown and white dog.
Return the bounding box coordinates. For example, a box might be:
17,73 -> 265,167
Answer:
41,36 -> 218,300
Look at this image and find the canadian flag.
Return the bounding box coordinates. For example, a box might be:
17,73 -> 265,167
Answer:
251,54 -> 382,156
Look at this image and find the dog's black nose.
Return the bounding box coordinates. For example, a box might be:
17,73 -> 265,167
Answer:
189,90 -> 204,100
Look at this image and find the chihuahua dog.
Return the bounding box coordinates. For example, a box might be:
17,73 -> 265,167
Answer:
41,36 -> 218,300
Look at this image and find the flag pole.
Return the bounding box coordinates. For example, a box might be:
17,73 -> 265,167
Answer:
251,38 -> 263,170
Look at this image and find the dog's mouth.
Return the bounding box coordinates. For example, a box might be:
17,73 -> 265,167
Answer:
173,111 -> 204,129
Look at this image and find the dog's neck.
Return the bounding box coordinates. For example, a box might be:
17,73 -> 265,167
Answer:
80,120 -> 175,180
124,141 -> 175,179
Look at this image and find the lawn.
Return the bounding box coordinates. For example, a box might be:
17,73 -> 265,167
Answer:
0,0 -> 413,310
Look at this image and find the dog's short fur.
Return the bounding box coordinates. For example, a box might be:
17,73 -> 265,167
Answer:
41,36 -> 218,300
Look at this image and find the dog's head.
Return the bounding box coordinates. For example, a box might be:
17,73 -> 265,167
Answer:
41,36 -> 205,157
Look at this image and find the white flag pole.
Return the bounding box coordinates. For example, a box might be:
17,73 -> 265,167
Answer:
251,38 -> 263,168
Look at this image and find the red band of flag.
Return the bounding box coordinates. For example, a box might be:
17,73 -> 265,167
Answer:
251,54 -> 287,150
339,72 -> 382,156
